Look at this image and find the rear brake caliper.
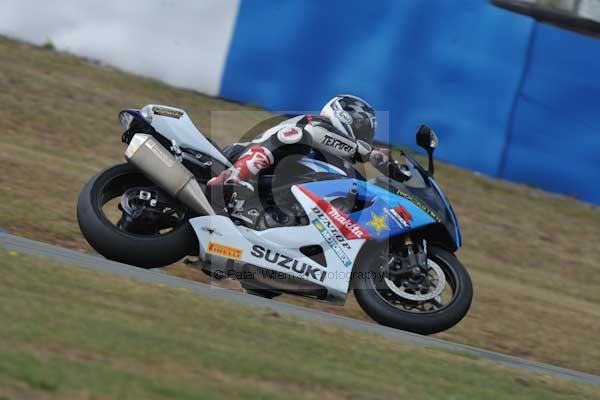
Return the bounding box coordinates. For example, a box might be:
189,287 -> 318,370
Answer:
118,187 -> 182,234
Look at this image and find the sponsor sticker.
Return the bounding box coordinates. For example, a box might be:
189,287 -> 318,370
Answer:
200,226 -> 223,236
145,139 -> 174,167
298,186 -> 370,240
334,110 -> 354,124
152,106 -> 184,119
367,212 -> 390,236
321,134 -> 355,153
311,207 -> 353,268
251,245 -> 327,282
395,190 -> 441,223
384,206 -> 413,229
207,242 -> 243,260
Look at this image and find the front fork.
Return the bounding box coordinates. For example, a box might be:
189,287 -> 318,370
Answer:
384,236 -> 429,281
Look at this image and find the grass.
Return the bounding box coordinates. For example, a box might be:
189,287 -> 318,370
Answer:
1,248 -> 599,399
0,36 -> 599,376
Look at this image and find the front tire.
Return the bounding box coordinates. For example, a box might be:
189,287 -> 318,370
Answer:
77,163 -> 198,269
353,246 -> 473,335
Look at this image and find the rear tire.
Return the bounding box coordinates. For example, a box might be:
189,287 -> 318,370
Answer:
77,163 -> 198,269
353,245 -> 472,335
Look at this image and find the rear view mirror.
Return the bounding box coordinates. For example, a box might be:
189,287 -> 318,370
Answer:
415,125 -> 438,176
416,125 -> 438,151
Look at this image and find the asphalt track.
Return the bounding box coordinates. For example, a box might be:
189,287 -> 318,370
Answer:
1,232 -> 598,386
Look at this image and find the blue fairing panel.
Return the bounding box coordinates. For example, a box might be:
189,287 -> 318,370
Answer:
301,179 -> 436,242
429,177 -> 462,248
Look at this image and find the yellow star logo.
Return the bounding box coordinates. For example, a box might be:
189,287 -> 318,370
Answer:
367,212 -> 389,236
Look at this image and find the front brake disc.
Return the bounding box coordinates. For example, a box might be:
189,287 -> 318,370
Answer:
383,260 -> 446,302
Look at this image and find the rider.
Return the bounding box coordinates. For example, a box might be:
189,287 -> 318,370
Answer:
208,95 -> 404,190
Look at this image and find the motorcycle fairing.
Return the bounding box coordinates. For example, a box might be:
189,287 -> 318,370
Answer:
297,157 -> 348,176
144,104 -> 232,168
189,178 -> 438,301
189,180 -> 377,299
296,179 -> 437,242
189,215 -> 358,301
428,177 -> 462,248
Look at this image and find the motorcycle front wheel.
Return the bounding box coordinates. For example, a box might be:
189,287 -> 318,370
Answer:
353,245 -> 473,335
77,163 -> 198,268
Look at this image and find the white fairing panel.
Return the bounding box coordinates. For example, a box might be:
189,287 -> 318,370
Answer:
297,157 -> 347,176
189,184 -> 367,298
144,104 -> 231,167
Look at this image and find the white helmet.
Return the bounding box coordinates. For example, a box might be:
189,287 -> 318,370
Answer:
321,94 -> 377,144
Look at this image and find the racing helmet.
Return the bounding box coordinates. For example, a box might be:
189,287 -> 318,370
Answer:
320,95 -> 377,144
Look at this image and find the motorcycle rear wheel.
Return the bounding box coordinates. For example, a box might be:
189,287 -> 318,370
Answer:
353,245 -> 472,335
77,163 -> 198,268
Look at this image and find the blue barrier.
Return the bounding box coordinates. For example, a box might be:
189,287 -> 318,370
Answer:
222,0 -> 600,204
500,23 -> 600,203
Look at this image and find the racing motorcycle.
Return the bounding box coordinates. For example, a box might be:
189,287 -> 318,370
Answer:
77,104 -> 473,335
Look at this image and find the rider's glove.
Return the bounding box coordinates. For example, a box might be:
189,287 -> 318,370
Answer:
370,147 -> 392,170
370,147 -> 411,182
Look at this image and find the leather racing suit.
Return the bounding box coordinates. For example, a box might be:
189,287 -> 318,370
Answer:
208,114 -> 401,189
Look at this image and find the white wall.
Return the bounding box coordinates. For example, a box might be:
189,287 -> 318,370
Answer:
579,0 -> 600,21
0,0 -> 240,95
